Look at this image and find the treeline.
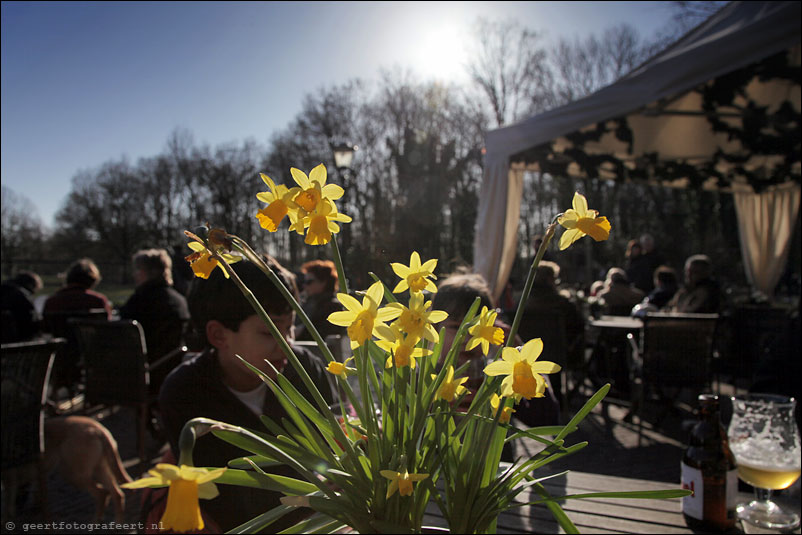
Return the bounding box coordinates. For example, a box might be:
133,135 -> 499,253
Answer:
6,10 -> 752,288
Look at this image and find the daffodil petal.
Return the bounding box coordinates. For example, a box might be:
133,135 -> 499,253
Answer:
484,361 -> 512,376
559,228 -> 583,250
572,192 -> 589,214
328,310 -> 358,326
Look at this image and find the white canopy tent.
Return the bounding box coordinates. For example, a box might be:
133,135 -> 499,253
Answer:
474,1 -> 801,301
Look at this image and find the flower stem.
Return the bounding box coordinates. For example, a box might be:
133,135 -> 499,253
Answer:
506,218 -> 560,347
330,235 -> 349,296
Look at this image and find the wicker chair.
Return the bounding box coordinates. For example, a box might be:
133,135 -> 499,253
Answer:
627,312 -> 719,443
1,338 -> 66,519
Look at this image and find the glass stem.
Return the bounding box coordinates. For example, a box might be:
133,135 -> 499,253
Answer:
755,487 -> 773,504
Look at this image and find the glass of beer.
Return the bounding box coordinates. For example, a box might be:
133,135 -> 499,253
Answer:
728,394 -> 801,529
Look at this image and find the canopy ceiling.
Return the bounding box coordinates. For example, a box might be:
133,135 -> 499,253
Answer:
475,1 -> 801,300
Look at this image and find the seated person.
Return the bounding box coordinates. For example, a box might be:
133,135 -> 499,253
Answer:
294,259 -> 345,342
42,258 -> 112,389
432,271 -> 560,428
43,258 -> 112,318
597,268 -> 645,316
643,265 -> 678,310
668,254 -> 722,314
1,271 -> 43,343
519,261 -> 585,404
120,249 -> 190,395
158,256 -> 335,533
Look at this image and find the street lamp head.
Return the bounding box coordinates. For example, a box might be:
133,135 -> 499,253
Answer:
331,142 -> 358,171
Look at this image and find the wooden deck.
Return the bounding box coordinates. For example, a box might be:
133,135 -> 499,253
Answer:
424,470 -> 760,534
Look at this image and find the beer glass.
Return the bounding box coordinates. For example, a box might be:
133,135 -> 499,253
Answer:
727,394 -> 801,529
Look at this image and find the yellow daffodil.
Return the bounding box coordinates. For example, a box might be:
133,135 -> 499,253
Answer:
185,241 -> 241,279
255,173 -> 299,232
483,338 -> 561,400
386,291 -> 448,344
490,393 -> 515,424
380,469 -> 429,498
375,324 -> 431,369
433,365 -> 469,402
328,281 -> 401,349
290,163 -> 344,213
300,199 -> 352,245
122,463 -> 226,533
391,251 -> 438,294
467,306 -> 505,356
326,356 -> 356,377
557,192 -> 611,250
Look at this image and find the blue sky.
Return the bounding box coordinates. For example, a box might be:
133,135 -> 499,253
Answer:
1,1 -> 673,228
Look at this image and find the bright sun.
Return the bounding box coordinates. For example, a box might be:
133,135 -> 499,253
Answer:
411,23 -> 469,83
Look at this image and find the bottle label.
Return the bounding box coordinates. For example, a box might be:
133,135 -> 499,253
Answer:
681,462 -> 703,520
726,468 -> 738,511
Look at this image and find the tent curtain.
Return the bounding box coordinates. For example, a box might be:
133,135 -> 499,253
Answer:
733,182 -> 801,297
473,154 -> 524,302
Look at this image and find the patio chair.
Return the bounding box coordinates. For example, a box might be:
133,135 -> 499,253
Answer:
1,338 -> 66,519
627,312 -> 719,443
42,308 -> 108,397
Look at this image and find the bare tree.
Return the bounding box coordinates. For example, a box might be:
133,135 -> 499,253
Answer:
1,186 -> 46,276
548,23 -> 653,105
465,17 -> 553,127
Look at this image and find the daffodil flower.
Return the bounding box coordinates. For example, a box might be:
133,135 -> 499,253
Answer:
328,281 -> 401,349
432,365 -> 469,402
483,338 -> 561,400
391,251 -> 438,294
490,393 -> 515,424
185,241 -> 241,279
386,291 -> 448,344
375,324 -> 431,369
290,163 -> 344,213
326,356 -> 357,377
467,306 -> 505,356
557,191 -> 611,250
380,469 -> 429,498
255,173 -> 299,232
300,199 -> 352,245
122,463 -> 226,533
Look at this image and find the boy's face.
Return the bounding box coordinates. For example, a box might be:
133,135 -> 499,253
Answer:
219,312 -> 294,387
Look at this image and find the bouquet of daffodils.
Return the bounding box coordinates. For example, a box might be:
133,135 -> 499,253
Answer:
124,164 -> 689,533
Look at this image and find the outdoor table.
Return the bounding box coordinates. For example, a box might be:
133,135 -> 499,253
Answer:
585,316 -> 643,401
423,470 -> 793,533
588,315 -> 644,331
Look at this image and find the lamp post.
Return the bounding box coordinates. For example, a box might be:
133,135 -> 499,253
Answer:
331,142 -> 357,173
329,141 -> 358,262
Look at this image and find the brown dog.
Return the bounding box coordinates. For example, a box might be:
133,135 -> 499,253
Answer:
44,415 -> 133,522
1,416 -> 133,523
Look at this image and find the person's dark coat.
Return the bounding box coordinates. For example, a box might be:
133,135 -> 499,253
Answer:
158,345 -> 335,532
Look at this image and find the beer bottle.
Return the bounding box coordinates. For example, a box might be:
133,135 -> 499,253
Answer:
681,394 -> 738,531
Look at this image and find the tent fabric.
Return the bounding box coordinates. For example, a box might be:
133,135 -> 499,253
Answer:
474,1 -> 801,301
733,181 -> 801,297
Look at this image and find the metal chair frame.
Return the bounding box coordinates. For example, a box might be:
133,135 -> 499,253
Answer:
627,312 -> 719,443
1,338 -> 66,519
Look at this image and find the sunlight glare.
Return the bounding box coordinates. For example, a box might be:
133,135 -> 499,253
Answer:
410,23 -> 469,83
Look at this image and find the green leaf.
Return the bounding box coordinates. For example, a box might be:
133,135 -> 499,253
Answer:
526,488 -> 693,503
227,454 -> 280,470
227,504 -> 297,534
277,512 -> 345,534
211,468 -> 319,494
556,384 -> 610,442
